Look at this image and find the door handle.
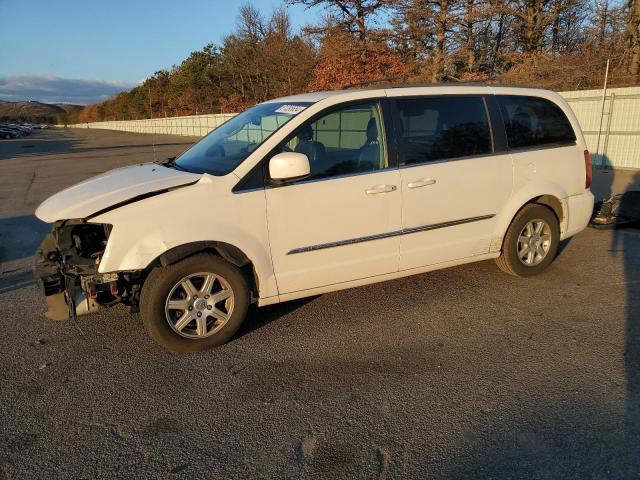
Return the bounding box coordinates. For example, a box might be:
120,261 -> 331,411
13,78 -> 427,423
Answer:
365,185 -> 397,195
407,178 -> 436,189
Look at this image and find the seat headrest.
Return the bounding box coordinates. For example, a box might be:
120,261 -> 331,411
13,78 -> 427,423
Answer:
298,124 -> 313,141
512,107 -> 532,130
366,118 -> 378,142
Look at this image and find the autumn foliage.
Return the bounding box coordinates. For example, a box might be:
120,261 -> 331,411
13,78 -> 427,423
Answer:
308,28 -> 411,90
70,0 -> 640,123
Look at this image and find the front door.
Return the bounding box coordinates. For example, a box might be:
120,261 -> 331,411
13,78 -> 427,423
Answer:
265,101 -> 402,294
391,95 -> 513,270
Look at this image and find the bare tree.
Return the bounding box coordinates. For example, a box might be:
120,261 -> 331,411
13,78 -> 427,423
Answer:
627,0 -> 640,76
237,4 -> 266,41
512,0 -> 553,52
288,0 -> 388,45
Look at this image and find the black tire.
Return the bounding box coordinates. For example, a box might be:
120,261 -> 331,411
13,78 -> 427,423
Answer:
140,253 -> 250,353
495,203 -> 560,277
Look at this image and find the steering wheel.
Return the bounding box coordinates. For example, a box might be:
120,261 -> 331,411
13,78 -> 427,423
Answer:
241,142 -> 257,154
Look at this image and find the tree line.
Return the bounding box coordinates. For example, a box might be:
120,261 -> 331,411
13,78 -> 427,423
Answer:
70,0 -> 640,123
1,115 -> 57,124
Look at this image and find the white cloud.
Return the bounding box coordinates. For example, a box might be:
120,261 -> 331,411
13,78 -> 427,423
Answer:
0,75 -> 137,105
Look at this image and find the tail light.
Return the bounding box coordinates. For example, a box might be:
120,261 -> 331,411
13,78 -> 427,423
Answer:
584,150 -> 592,189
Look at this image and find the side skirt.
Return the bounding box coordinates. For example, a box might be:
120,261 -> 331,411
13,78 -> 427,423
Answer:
257,252 -> 499,307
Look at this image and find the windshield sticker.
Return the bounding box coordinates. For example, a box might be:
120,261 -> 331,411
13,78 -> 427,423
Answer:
275,104 -> 307,115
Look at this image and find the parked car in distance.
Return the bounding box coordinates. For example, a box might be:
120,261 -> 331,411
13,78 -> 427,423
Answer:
0,127 -> 20,139
0,124 -> 33,137
35,85 -> 594,352
10,124 -> 32,135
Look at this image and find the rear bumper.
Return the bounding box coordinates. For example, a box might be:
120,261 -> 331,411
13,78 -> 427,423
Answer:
562,190 -> 595,239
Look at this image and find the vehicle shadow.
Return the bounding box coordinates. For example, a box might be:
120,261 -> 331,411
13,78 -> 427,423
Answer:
0,130 -> 82,161
0,215 -> 49,264
235,296 -> 319,340
0,215 -> 48,293
555,237 -> 573,258
591,154 -> 615,201
594,158 -> 640,448
0,129 -> 196,161
446,398 -> 640,478
0,269 -> 35,294
611,171 -> 640,467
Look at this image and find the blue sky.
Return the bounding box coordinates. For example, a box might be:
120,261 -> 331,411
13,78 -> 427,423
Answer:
0,0 -> 318,104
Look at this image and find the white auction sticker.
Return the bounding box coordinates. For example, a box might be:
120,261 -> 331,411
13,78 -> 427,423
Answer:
275,104 -> 307,115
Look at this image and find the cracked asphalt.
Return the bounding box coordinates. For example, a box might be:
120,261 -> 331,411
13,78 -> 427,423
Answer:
1,128 -> 639,479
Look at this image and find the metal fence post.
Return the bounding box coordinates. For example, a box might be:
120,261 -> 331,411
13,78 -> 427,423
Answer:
595,59 -> 610,164
602,92 -> 616,166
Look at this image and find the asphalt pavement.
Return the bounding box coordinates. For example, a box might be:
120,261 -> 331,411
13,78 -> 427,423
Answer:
1,128 -> 639,479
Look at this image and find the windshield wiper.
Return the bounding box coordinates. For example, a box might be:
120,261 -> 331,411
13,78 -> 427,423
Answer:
158,156 -> 189,172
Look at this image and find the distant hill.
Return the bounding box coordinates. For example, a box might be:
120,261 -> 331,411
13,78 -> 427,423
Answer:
0,100 -> 83,122
53,103 -> 84,114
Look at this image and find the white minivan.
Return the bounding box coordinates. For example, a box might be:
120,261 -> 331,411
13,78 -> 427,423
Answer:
35,85 -> 594,352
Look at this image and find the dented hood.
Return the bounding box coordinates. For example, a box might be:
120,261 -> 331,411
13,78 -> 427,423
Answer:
35,163 -> 202,223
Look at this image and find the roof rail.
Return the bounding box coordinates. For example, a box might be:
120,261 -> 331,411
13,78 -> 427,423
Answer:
341,77 -> 406,90
340,78 -> 515,91
339,76 -> 551,92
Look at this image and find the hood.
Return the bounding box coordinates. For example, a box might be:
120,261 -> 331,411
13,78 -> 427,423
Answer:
35,163 -> 202,223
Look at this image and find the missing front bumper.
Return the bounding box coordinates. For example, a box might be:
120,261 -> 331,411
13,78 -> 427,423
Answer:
43,291 -> 100,321
35,220 -> 112,321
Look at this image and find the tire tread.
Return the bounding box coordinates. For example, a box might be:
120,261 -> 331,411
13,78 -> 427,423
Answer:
495,203 -> 559,277
140,253 -> 249,353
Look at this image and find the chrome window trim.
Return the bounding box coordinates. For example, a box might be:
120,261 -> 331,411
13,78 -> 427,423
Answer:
287,214 -> 495,255
273,165 -> 399,188
507,140 -> 577,153
399,151 -> 507,169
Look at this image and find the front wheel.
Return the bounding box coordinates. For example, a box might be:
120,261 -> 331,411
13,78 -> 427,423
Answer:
140,253 -> 250,353
495,204 -> 560,277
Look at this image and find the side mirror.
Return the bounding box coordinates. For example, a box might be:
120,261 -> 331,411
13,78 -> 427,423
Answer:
269,152 -> 310,183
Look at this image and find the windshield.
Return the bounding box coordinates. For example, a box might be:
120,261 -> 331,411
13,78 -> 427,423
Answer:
175,102 -> 311,175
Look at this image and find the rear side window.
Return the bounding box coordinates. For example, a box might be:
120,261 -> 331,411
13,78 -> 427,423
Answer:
395,96 -> 492,165
497,95 -> 576,149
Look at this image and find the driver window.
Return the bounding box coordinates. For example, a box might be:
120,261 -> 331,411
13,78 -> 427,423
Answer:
282,102 -> 387,180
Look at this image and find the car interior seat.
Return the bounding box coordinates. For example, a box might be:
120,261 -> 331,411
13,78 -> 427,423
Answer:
511,106 -> 534,141
358,118 -> 381,170
294,125 -> 326,168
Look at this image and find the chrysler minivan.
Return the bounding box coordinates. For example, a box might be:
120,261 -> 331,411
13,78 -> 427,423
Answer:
35,85 -> 594,352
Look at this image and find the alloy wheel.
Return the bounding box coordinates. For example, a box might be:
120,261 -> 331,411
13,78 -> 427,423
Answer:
164,272 -> 234,339
517,219 -> 552,267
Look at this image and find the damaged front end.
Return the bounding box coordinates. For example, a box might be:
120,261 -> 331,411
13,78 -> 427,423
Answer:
35,220 -> 142,321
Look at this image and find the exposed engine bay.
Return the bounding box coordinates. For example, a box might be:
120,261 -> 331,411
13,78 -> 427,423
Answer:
35,220 -> 143,321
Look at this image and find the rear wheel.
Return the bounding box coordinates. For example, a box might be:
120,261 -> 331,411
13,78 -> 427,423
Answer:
495,204 -> 560,277
140,253 -> 249,353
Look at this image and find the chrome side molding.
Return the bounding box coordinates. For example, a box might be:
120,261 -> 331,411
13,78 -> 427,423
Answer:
287,214 -> 495,255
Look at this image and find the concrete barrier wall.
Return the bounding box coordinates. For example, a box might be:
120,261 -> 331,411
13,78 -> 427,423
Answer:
65,113 -> 237,137
560,86 -> 640,169
63,86 -> 640,169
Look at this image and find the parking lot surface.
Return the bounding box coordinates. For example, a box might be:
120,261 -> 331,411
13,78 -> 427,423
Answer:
1,128 -> 639,479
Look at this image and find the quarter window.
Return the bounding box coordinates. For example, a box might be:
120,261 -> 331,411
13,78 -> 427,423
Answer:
497,95 -> 576,149
395,96 -> 492,165
279,102 -> 387,180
